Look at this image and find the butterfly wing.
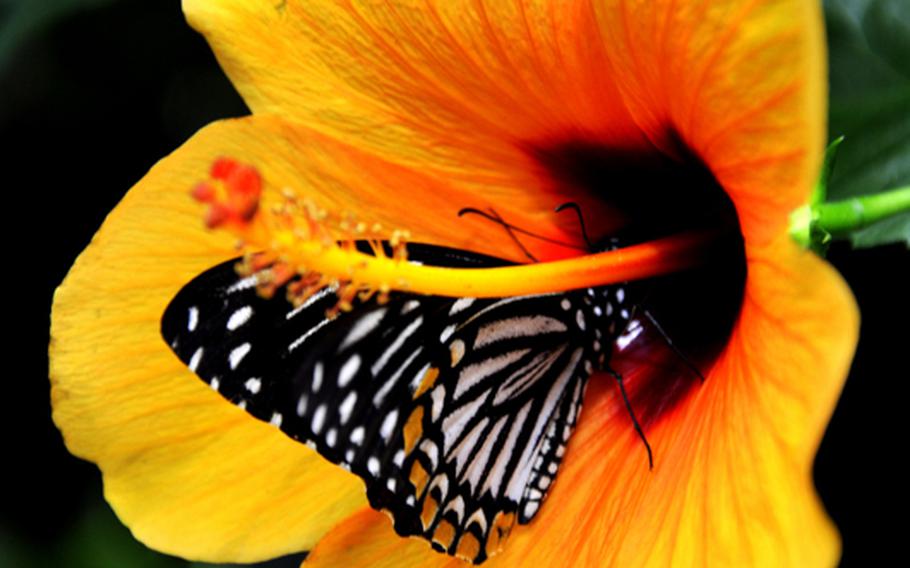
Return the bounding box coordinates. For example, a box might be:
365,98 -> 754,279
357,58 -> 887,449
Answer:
372,293 -> 595,562
161,245 -> 600,564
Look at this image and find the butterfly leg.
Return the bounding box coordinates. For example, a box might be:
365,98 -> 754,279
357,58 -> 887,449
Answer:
641,309 -> 706,383
606,366 -> 654,470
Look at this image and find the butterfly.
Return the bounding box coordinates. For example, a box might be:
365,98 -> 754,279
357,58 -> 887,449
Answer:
161,240 -> 646,564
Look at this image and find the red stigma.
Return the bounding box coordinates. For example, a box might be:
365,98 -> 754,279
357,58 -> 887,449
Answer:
192,157 -> 263,228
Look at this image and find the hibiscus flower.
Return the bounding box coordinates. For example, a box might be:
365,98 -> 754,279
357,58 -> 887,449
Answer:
51,1 -> 858,566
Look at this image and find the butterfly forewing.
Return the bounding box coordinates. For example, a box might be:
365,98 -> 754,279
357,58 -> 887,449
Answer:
161,244 -> 608,564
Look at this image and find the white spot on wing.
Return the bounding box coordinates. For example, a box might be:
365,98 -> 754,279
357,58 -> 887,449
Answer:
419,439 -> 439,470
379,410 -> 399,442
449,297 -> 475,315
371,316 -> 423,376
504,349 -> 582,501
341,308 -> 387,350
463,416 -> 507,492
443,391 -> 490,454
492,347 -> 564,405
187,306 -> 199,332
373,347 -> 423,407
269,412 -> 283,427
226,305 -> 253,331
338,354 -> 361,387
312,362 -> 323,393
408,363 -> 430,393
452,417 -> 489,477
482,399 -> 532,497
338,391 -> 357,424
440,324 -> 456,343
350,426 -> 365,445
288,318 -> 331,352
473,315 -> 567,348
430,386 -> 446,422
449,339 -> 466,366
455,349 -> 529,400
229,342 -> 251,370
189,347 -> 203,372
226,275 -> 259,294
465,508 -> 488,534
616,319 -> 643,351
443,495 -> 466,523
285,285 -> 337,319
244,377 -> 262,394
311,404 -> 327,434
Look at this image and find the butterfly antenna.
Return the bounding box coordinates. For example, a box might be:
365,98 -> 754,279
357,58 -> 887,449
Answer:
643,309 -> 706,383
554,202 -> 594,250
607,366 -> 653,470
458,207 -> 585,256
487,208 -> 538,262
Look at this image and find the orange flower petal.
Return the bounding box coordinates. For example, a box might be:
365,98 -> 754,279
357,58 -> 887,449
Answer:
593,0 -> 826,245
184,1 -> 824,248
182,0 -> 652,219
303,235 -> 858,567
50,120 -> 386,563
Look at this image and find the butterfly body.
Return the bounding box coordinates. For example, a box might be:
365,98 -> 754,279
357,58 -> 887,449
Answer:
162,243 -> 635,563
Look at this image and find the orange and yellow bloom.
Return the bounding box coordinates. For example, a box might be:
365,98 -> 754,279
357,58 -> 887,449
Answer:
51,1 -> 858,566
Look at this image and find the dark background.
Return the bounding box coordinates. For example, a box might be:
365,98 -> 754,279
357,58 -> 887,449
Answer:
2,1 -> 906,566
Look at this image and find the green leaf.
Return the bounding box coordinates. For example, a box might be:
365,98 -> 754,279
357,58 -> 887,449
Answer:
824,0 -> 910,248
850,211 -> 910,247
812,135 -> 845,204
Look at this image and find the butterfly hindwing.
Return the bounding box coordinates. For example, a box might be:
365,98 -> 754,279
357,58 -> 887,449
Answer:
373,294 -> 595,562
161,244 -> 604,564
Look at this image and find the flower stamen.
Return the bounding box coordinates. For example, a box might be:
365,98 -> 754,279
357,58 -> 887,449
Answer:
194,158 -> 720,303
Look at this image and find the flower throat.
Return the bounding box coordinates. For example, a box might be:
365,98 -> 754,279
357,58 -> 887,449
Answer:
530,136 -> 747,425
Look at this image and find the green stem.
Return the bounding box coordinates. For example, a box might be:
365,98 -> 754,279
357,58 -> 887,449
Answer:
816,186 -> 910,236
789,185 -> 910,253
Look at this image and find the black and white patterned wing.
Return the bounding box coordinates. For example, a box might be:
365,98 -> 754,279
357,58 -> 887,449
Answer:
161,245 -> 601,564
370,293 -> 597,563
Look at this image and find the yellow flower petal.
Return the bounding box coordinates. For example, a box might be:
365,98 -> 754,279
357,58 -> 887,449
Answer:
50,112 -> 607,561
304,235 -> 858,567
